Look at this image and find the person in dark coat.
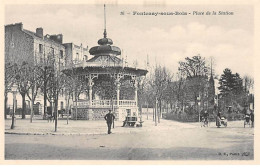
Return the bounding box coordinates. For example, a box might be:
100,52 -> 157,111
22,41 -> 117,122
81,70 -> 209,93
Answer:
216,111 -> 221,126
250,111 -> 254,128
104,110 -> 115,134
203,110 -> 209,119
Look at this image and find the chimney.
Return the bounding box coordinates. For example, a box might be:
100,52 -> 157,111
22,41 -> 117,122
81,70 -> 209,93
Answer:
36,28 -> 43,38
14,22 -> 23,30
50,34 -> 63,43
57,34 -> 63,43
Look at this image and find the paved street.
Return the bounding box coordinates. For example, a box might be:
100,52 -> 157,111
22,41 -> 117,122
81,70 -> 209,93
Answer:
5,117 -> 254,160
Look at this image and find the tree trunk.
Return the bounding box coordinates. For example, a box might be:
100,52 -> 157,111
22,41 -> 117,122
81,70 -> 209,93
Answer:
55,92 -> 59,132
158,99 -> 161,123
21,92 -> 26,119
139,102 -> 142,121
43,69 -> 47,119
66,93 -> 70,125
75,96 -> 78,120
153,107 -> 154,121
155,101 -> 157,126
49,100 -> 52,116
5,93 -> 8,119
30,97 -> 34,123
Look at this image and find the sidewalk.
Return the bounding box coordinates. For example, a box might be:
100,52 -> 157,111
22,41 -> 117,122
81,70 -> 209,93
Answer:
5,116 -> 199,136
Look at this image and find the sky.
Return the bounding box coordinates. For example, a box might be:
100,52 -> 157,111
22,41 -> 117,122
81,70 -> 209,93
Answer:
5,4 -> 254,78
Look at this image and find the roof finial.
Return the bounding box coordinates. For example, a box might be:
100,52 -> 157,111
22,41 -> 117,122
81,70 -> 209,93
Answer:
210,57 -> 213,76
103,4 -> 107,38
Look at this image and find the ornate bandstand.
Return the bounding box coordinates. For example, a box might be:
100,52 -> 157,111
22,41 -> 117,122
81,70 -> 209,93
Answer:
63,6 -> 148,121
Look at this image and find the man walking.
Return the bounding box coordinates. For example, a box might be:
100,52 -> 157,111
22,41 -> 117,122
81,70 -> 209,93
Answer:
250,110 -> 254,128
104,110 -> 115,134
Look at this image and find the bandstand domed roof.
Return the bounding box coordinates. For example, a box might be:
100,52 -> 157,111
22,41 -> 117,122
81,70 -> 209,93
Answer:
89,45 -> 121,55
98,37 -> 113,45
89,30 -> 121,56
62,5 -> 148,78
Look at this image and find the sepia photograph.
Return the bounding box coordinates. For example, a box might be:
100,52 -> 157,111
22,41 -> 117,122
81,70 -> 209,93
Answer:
1,0 -> 259,163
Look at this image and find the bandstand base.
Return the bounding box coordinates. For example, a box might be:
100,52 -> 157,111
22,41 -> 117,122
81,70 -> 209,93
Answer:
71,107 -> 138,121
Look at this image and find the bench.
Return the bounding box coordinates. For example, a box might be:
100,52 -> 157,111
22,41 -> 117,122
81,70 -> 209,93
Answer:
122,116 -> 137,127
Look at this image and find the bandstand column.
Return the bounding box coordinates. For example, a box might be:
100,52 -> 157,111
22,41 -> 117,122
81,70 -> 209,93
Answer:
88,79 -> 94,107
134,81 -> 138,106
116,80 -> 121,107
88,76 -> 94,120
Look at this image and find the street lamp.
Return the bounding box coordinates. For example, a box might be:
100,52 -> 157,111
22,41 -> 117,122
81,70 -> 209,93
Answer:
155,97 -> 158,126
197,95 -> 201,123
11,84 -> 18,129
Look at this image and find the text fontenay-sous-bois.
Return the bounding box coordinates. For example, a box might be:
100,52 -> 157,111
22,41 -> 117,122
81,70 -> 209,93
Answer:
120,11 -> 234,16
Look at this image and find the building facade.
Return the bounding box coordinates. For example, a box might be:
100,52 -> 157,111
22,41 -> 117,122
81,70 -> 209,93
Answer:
5,23 -> 66,67
5,22 -> 88,116
63,43 -> 88,67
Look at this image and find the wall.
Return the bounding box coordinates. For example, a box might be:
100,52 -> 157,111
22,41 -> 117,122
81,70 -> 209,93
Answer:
72,44 -> 88,64
63,43 -> 88,67
35,37 -> 66,69
63,43 -> 73,67
70,106 -> 138,121
5,23 -> 67,115
5,23 -> 34,65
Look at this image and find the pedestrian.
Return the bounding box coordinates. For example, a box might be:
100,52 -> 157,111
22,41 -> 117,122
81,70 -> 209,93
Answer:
104,109 -> 115,134
216,111 -> 221,126
250,110 -> 254,128
53,111 -> 57,123
203,110 -> 209,122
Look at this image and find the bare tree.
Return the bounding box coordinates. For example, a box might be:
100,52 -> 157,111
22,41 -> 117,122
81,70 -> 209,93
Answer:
26,64 -> 44,123
15,62 -> 31,119
39,57 -> 56,119
178,55 -> 209,78
4,62 -> 18,119
63,65 -> 87,121
149,65 -> 173,123
137,76 -> 148,118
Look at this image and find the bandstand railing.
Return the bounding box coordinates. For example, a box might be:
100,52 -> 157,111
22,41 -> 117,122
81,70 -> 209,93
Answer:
73,100 -> 137,108
76,101 -> 90,108
118,100 -> 137,107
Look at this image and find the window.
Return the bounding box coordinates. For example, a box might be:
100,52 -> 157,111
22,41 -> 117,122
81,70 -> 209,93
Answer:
39,44 -> 43,53
60,101 -> 64,110
76,53 -> 79,61
51,47 -> 54,56
60,50 -> 63,59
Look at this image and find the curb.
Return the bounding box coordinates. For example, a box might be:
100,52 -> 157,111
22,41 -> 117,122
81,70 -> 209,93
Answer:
5,132 -> 112,136
4,130 -> 138,136
4,126 -> 199,136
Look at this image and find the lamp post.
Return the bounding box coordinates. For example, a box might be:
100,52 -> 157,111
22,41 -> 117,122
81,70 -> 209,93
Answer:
11,84 -> 18,129
51,97 -> 54,117
197,95 -> 201,123
155,97 -> 158,126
